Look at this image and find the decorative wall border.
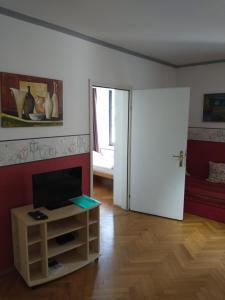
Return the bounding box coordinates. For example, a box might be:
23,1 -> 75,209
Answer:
188,127 -> 225,143
0,134 -> 90,167
2,127 -> 224,167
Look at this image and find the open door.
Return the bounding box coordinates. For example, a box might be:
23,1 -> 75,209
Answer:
130,88 -> 190,220
113,89 -> 129,209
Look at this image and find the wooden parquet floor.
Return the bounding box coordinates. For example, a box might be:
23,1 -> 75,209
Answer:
1,180 -> 225,300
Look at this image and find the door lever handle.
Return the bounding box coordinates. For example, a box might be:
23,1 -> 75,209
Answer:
173,150 -> 184,167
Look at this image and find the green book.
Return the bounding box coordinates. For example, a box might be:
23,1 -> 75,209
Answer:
71,195 -> 101,209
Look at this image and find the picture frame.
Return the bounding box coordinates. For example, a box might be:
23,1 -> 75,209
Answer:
0,72 -> 63,127
203,93 -> 225,122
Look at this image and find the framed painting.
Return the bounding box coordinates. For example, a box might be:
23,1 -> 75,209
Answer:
0,72 -> 63,127
203,93 -> 225,122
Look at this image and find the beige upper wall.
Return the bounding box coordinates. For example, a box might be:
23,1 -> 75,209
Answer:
1,14 -> 225,142
0,14 -> 177,141
177,62 -> 225,128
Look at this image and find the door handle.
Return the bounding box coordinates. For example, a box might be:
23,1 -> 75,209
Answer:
173,150 -> 184,167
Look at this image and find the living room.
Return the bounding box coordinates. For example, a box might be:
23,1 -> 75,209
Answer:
1,1 -> 225,299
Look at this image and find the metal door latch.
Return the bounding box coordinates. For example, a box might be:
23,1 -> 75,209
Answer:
173,150 -> 184,167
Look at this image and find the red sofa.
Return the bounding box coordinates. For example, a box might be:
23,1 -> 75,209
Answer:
185,140 -> 225,223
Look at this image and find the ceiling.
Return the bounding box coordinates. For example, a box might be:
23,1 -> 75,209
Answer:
1,0 -> 225,67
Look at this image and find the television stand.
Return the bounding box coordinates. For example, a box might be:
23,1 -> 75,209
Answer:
11,200 -> 100,287
45,199 -> 73,210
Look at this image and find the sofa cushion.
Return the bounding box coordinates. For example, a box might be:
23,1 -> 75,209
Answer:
207,161 -> 225,183
185,176 -> 225,207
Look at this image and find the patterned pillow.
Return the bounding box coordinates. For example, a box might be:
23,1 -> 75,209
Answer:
207,161 -> 225,183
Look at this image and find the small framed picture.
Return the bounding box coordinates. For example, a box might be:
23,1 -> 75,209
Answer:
203,93 -> 225,122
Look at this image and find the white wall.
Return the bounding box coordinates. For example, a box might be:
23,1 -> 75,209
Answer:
177,63 -> 225,128
0,15 -> 176,141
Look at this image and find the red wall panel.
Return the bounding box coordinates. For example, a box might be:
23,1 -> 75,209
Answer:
0,153 -> 90,272
186,140 -> 225,179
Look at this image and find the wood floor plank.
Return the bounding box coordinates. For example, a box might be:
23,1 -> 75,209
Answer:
1,179 -> 225,299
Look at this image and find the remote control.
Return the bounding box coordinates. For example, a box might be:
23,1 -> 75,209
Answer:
28,211 -> 48,220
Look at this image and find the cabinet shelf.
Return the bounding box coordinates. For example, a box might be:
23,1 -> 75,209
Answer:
47,217 -> 86,240
30,270 -> 43,282
89,208 -> 99,224
48,248 -> 89,280
89,239 -> 99,256
89,234 -> 98,242
89,251 -> 99,260
27,225 -> 41,245
89,219 -> 98,225
48,239 -> 86,258
29,261 -> 44,281
28,243 -> 42,264
29,255 -> 42,264
11,200 -> 100,287
28,237 -> 42,246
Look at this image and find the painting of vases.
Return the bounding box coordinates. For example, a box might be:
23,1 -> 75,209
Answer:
0,72 -> 63,127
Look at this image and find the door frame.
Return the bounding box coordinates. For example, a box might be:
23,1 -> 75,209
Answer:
89,79 -> 132,210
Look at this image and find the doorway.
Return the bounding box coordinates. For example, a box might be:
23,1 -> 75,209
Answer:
90,86 -> 130,209
90,86 -> 190,221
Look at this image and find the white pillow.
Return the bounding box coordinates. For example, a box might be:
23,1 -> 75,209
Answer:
207,161 -> 225,183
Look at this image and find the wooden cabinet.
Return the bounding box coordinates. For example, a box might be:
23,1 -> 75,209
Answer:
11,203 -> 100,287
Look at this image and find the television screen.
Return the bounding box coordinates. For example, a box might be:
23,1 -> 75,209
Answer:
32,167 -> 82,209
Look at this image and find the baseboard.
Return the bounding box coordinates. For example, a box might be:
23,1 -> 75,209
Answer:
184,200 -> 225,223
0,267 -> 13,277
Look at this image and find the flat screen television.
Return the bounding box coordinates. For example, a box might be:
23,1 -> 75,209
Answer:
32,167 -> 82,210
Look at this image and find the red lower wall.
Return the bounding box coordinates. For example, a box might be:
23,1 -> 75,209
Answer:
0,153 -> 90,272
187,140 -> 225,178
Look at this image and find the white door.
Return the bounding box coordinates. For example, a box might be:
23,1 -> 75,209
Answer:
114,90 -> 129,209
130,88 -> 190,220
